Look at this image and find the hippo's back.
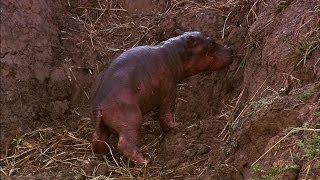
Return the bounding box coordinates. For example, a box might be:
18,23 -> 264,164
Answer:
91,46 -> 163,110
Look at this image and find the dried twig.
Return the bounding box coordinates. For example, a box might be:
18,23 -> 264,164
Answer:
222,11 -> 232,39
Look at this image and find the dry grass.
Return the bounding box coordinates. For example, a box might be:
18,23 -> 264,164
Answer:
1,128 -> 91,176
0,126 -> 170,178
65,0 -> 243,65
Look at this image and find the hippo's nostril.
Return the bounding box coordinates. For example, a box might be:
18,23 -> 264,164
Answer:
209,42 -> 217,49
223,43 -> 234,49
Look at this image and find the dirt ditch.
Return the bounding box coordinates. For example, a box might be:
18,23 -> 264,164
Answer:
1,0 -> 319,179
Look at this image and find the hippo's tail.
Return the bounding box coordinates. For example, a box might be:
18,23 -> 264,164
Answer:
91,109 -> 102,123
91,108 -> 102,130
91,109 -> 109,154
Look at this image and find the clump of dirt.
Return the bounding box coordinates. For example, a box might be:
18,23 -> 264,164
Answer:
1,0 -> 319,179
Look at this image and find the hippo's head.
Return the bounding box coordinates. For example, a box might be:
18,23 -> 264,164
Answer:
179,31 -> 233,77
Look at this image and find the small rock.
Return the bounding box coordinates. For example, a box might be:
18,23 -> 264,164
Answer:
84,160 -> 108,176
197,144 -> 209,155
50,69 -> 67,82
184,149 -> 195,157
94,163 -> 108,176
166,158 -> 181,167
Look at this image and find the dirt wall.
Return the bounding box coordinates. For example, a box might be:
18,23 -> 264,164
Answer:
243,0 -> 320,98
0,0 -> 71,157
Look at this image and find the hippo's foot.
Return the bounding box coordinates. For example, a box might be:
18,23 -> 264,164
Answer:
117,134 -> 148,165
160,112 -> 179,131
92,139 -> 108,154
92,114 -> 111,154
92,129 -> 110,154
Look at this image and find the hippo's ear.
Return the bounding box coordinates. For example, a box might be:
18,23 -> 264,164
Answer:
174,29 -> 184,35
185,35 -> 198,48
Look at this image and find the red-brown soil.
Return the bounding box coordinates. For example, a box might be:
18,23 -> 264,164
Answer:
1,0 -> 319,179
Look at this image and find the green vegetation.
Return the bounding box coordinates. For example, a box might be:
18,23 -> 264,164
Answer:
289,40 -> 319,66
247,98 -> 271,117
250,163 -> 300,180
306,134 -> 320,160
313,111 -> 320,118
11,135 -> 23,147
284,127 -> 295,133
272,0 -> 291,14
254,98 -> 270,109
296,139 -> 305,148
234,58 -> 246,75
222,138 -> 238,155
263,167 -> 280,180
250,164 -> 261,174
250,165 -> 281,180
296,133 -> 320,160
295,89 -> 314,102
283,164 -> 300,171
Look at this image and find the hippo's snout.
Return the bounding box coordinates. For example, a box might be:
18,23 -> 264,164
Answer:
221,45 -> 233,65
209,44 -> 233,70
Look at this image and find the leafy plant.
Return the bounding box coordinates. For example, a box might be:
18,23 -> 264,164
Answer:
284,127 -> 294,133
272,0 -> 291,14
306,134 -> 320,160
255,98 -> 270,109
222,138 -> 238,155
289,40 -> 319,66
296,139 -> 305,147
313,111 -> 320,118
251,165 -> 280,180
234,58 -> 247,75
263,167 -> 280,180
251,164 -> 262,174
11,135 -> 23,147
247,98 -> 271,117
296,89 -> 314,102
283,164 -> 300,171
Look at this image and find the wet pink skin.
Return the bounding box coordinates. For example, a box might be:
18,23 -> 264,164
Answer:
90,31 -> 233,165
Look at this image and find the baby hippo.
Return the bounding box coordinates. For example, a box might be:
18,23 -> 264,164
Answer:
91,31 -> 233,165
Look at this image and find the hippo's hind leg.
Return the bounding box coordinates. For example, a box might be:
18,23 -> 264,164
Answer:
117,129 -> 148,165
92,114 -> 111,154
159,91 -> 179,131
105,102 -> 148,165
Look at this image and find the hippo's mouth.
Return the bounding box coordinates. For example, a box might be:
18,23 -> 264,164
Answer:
205,47 -> 217,57
208,41 -> 218,52
205,52 -> 215,58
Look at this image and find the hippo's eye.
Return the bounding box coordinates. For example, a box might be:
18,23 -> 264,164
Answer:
209,41 -> 217,50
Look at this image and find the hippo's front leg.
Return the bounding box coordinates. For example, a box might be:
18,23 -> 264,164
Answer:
159,91 -> 179,131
